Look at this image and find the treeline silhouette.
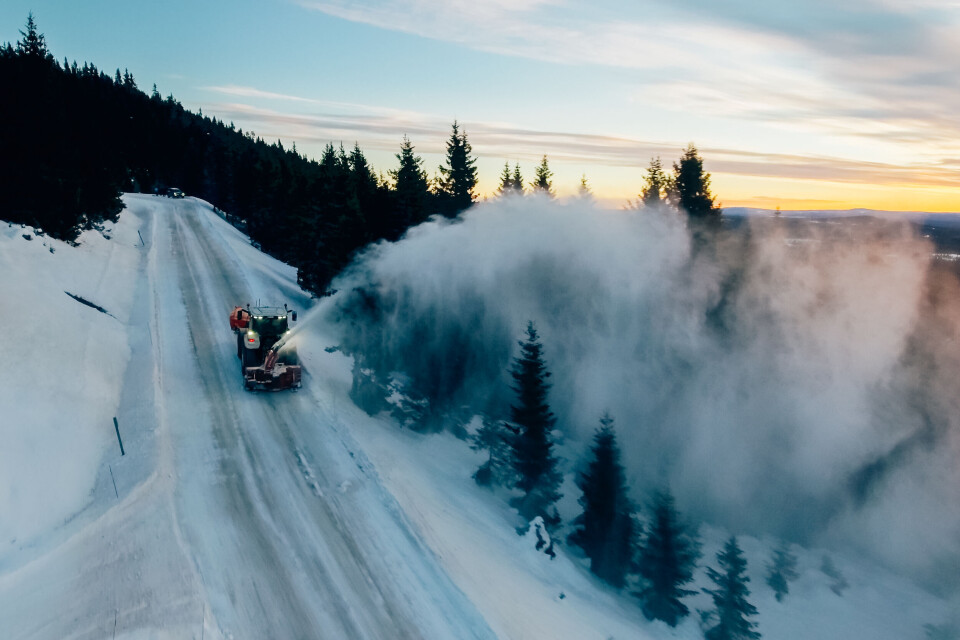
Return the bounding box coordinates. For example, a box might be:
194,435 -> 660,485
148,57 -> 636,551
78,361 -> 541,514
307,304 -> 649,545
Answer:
0,16 -> 477,295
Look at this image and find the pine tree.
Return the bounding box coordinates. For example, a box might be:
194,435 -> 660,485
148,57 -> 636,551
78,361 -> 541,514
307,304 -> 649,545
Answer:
703,536 -> 761,640
512,163 -> 524,195
472,414 -> 515,487
391,135 -> 430,229
508,322 -> 562,528
640,157 -> 667,208
348,143 -> 377,201
496,161 -> 513,196
765,541 -> 799,602
569,415 -> 638,588
578,174 -> 592,197
16,13 -> 51,60
672,144 -> 719,218
122,68 -> 137,90
531,155 -> 554,196
437,121 -> 477,216
348,142 -> 382,237
635,489 -> 701,627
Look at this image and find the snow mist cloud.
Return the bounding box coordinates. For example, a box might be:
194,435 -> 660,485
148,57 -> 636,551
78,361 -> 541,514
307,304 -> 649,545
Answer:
323,195 -> 960,590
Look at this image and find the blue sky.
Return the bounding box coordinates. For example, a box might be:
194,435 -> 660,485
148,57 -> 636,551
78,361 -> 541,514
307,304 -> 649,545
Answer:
4,1 -> 959,209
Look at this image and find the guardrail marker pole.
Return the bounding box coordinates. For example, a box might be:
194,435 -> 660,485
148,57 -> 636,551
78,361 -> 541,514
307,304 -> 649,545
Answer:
109,464 -> 119,498
113,417 -> 125,456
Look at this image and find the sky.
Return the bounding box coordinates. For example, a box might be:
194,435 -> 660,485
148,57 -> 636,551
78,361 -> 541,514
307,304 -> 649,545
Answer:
4,0 -> 959,210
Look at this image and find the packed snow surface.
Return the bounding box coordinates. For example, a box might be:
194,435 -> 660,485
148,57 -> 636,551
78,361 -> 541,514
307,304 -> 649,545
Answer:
0,196 -> 955,639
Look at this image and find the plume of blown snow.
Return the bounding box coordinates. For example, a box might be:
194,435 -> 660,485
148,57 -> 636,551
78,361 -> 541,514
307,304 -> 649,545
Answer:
322,194 -> 960,591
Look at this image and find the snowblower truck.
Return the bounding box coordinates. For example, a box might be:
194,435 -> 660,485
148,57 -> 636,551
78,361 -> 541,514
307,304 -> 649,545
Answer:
230,304 -> 302,391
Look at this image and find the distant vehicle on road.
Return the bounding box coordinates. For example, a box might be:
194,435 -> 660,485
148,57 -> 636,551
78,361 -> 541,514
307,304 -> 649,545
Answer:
160,187 -> 185,198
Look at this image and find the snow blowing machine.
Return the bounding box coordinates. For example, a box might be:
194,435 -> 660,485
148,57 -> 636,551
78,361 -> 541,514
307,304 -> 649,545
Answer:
230,303 -> 302,391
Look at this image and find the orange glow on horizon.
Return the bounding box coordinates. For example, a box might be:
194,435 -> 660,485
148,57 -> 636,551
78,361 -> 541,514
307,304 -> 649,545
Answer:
574,174 -> 960,213
470,160 -> 960,213
710,174 -> 960,213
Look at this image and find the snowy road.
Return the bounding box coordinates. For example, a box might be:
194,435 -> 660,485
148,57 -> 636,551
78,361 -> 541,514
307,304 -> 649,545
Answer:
0,196 -> 492,639
4,196 -> 955,640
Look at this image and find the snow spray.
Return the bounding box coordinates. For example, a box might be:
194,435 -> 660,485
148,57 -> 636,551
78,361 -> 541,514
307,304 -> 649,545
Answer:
323,194 -> 960,591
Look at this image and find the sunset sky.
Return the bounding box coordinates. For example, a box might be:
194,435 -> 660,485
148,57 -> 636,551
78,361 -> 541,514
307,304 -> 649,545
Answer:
4,0 -> 959,210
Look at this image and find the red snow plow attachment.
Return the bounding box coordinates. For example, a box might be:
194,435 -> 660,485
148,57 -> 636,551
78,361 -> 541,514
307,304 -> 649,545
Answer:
243,346 -> 302,391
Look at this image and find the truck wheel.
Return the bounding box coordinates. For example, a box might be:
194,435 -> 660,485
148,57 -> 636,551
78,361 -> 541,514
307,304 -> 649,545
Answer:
242,346 -> 258,369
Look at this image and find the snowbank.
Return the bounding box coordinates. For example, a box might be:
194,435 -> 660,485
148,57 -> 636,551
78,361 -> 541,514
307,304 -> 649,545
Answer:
0,203 -> 143,552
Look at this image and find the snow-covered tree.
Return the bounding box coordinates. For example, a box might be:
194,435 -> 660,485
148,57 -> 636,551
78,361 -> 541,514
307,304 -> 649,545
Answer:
765,541 -> 799,602
569,414 -> 638,587
508,322 -> 562,528
635,489 -> 701,626
472,414 -> 515,487
703,536 -> 760,640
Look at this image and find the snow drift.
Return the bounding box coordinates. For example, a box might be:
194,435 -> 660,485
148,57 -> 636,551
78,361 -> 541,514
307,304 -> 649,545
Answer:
325,195 -> 960,591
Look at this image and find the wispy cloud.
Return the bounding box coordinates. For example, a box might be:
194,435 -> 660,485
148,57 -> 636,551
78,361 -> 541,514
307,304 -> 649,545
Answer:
204,85 -> 425,119
202,98 -> 960,188
205,84 -> 319,104
297,0 -> 960,151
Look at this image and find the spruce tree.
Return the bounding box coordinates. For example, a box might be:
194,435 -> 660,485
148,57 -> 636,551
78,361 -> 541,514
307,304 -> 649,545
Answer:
16,13 -> 51,60
472,414 -> 515,487
122,68 -> 137,90
635,489 -> 701,626
512,163 -> 524,195
578,174 -> 591,197
531,155 -> 554,196
703,536 -> 761,640
508,322 -> 563,528
496,161 -> 513,196
672,143 -> 719,218
640,157 -> 667,208
437,121 -> 477,216
569,415 -> 638,588
391,135 -> 430,229
348,143 -> 377,203
765,541 -> 799,603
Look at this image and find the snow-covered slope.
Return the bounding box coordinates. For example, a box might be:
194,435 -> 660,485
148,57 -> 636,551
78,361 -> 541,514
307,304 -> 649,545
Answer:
0,197 -> 955,639
0,214 -> 140,550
